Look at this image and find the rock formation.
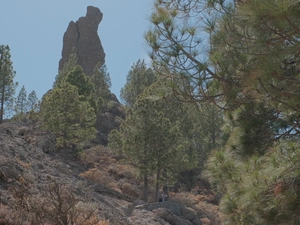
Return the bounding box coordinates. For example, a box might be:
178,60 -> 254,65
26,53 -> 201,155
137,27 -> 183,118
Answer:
59,6 -> 105,76
96,94 -> 126,146
58,6 -> 125,146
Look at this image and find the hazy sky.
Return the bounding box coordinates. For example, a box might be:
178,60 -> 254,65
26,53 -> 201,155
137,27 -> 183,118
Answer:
1,1 -> 154,100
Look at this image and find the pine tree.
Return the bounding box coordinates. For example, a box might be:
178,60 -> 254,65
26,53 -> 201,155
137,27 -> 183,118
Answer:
147,0 -> 300,223
63,65 -> 94,98
53,53 -> 78,88
91,62 -> 111,110
109,80 -> 195,202
0,45 -> 17,122
120,59 -> 157,107
40,82 -> 96,149
15,85 -> 27,115
27,90 -> 39,112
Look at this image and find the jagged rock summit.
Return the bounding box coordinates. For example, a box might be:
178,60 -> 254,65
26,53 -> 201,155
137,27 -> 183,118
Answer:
59,6 -> 105,76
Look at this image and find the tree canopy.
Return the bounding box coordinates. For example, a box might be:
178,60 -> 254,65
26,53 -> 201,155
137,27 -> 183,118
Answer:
15,85 -> 27,115
91,62 -> 112,110
120,59 -> 157,107
40,82 -> 96,149
109,85 -> 194,202
146,0 -> 300,224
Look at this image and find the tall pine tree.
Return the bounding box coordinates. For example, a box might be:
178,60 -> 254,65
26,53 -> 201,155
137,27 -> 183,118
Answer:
147,0 -> 300,223
0,45 -> 17,122
40,82 -> 96,149
27,90 -> 39,112
120,59 -> 157,107
15,85 -> 27,115
91,62 -> 112,110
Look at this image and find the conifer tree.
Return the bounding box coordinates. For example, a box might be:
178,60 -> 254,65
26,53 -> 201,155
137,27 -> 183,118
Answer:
63,65 -> 99,114
53,53 -> 78,88
15,85 -> 27,115
109,79 -> 195,201
27,90 -> 39,112
120,59 -> 157,107
40,82 -> 96,149
0,45 -> 17,122
63,65 -> 94,98
91,62 -> 111,110
147,0 -> 300,223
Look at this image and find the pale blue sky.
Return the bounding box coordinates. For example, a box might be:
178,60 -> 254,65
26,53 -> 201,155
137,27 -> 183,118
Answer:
1,1 -> 154,100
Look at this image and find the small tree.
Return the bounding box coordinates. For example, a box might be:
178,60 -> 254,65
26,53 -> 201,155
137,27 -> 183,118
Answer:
64,65 -> 94,98
53,53 -> 78,88
15,85 -> 27,115
109,81 -> 194,201
91,62 -> 111,110
120,59 -> 157,107
27,90 -> 39,112
0,45 -> 17,122
40,82 -> 96,149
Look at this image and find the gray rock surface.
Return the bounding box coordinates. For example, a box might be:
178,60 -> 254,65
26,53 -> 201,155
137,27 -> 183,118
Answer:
132,201 -> 202,225
59,6 -> 105,76
154,208 -> 193,225
96,95 -> 126,146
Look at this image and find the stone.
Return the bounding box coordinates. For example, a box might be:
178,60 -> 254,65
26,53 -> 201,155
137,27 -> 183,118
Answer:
153,208 -> 193,225
59,6 -> 105,76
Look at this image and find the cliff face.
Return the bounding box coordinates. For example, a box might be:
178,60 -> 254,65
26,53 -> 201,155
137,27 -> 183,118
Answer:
59,6 -> 106,76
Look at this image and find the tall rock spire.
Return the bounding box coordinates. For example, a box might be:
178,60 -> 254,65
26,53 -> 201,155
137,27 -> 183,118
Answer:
59,6 -> 105,76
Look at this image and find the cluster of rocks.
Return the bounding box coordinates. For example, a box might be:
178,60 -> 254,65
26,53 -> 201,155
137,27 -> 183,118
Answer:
130,201 -> 203,225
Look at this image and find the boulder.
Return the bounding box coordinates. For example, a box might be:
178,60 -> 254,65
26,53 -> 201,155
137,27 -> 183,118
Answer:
134,201 -> 202,225
95,95 -> 126,146
153,208 -> 193,225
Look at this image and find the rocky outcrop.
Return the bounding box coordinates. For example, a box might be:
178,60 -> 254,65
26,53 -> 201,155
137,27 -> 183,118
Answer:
58,6 -> 124,146
59,6 -> 105,76
96,94 -> 126,146
132,201 -> 202,225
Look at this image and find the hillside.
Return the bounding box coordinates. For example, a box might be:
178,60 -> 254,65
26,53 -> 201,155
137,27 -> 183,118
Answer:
0,121 -> 221,225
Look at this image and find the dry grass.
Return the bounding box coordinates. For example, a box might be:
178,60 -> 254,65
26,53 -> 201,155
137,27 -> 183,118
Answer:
121,182 -> 140,198
0,202 -> 110,225
80,146 -> 113,166
170,191 -> 222,225
4,181 -> 108,225
16,157 -> 31,169
98,220 -> 110,225
79,168 -> 116,188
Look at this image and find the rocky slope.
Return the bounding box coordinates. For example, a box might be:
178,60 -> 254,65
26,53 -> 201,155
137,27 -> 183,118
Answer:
0,121 -> 221,225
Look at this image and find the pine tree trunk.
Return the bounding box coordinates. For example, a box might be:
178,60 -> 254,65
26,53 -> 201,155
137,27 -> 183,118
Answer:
143,173 -> 148,202
155,168 -> 161,202
0,87 -> 4,124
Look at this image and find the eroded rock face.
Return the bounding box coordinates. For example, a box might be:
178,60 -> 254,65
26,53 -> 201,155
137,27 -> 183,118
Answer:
59,6 -> 105,76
